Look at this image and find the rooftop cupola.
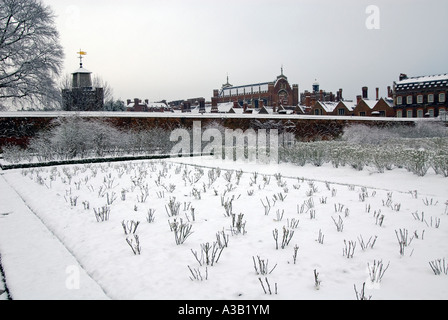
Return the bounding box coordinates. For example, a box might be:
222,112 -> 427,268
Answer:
72,50 -> 92,88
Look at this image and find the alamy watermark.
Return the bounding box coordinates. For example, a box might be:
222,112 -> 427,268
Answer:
365,5 -> 380,30
169,121 -> 279,164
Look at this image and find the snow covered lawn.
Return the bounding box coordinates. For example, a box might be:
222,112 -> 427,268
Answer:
1,156 -> 447,300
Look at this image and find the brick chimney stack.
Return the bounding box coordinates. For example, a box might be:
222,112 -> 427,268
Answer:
362,87 -> 368,99
376,88 -> 379,101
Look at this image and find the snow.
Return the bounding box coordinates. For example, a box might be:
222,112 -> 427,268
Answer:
339,100 -> 356,111
72,67 -> 92,74
0,156 -> 447,300
316,101 -> 338,113
362,99 -> 378,109
396,74 -> 448,86
0,174 -> 108,300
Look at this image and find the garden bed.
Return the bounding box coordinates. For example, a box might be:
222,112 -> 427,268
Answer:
1,157 -> 447,299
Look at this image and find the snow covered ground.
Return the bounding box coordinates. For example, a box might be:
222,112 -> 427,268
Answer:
0,156 -> 447,300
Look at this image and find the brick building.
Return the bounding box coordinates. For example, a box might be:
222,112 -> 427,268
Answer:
393,73 -> 448,118
300,80 -> 344,108
352,87 -> 394,117
211,68 -> 299,110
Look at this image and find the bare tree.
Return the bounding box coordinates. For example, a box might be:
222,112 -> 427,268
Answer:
0,0 -> 64,108
93,75 -> 113,103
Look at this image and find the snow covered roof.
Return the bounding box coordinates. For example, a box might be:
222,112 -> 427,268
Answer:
383,97 -> 394,108
258,106 -> 273,114
316,101 -> 338,113
220,82 -> 271,98
360,99 -> 377,109
72,67 -> 92,74
189,102 -> 236,114
147,102 -> 169,109
395,74 -> 448,91
127,101 -> 170,111
338,100 -> 356,111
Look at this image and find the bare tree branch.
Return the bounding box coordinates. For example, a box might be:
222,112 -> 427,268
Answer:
0,0 -> 64,108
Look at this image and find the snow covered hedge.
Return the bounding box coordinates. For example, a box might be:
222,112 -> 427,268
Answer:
2,116 -> 176,164
280,122 -> 448,177
2,117 -> 447,177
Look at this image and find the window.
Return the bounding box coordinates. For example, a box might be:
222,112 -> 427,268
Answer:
440,93 -> 446,103
428,109 -> 434,118
439,108 -> 447,121
338,108 -> 345,116
428,94 -> 434,103
417,95 -> 423,104
407,95 -> 413,104
407,110 -> 413,118
417,109 -> 424,118
396,110 -> 402,118
396,96 -> 403,105
359,111 -> 366,116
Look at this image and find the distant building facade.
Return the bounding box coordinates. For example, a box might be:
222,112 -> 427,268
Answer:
393,73 -> 448,118
212,69 -> 299,110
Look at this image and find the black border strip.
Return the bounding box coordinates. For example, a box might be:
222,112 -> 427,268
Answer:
0,153 -> 212,171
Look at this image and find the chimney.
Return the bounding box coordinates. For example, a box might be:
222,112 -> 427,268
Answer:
376,88 -> 379,101
127,99 -> 131,105
339,88 -> 343,101
259,99 -> 264,110
233,101 -> 239,108
387,86 -> 392,98
319,89 -> 324,101
211,97 -> 218,107
399,73 -> 408,81
357,95 -> 362,104
145,99 -> 149,104
362,87 -> 368,99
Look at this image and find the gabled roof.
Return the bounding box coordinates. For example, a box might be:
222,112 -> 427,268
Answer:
338,100 -> 356,111
359,99 -> 377,109
315,101 -> 338,113
381,97 -> 394,108
258,106 -> 273,114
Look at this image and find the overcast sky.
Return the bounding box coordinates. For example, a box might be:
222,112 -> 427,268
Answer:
45,0 -> 448,103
